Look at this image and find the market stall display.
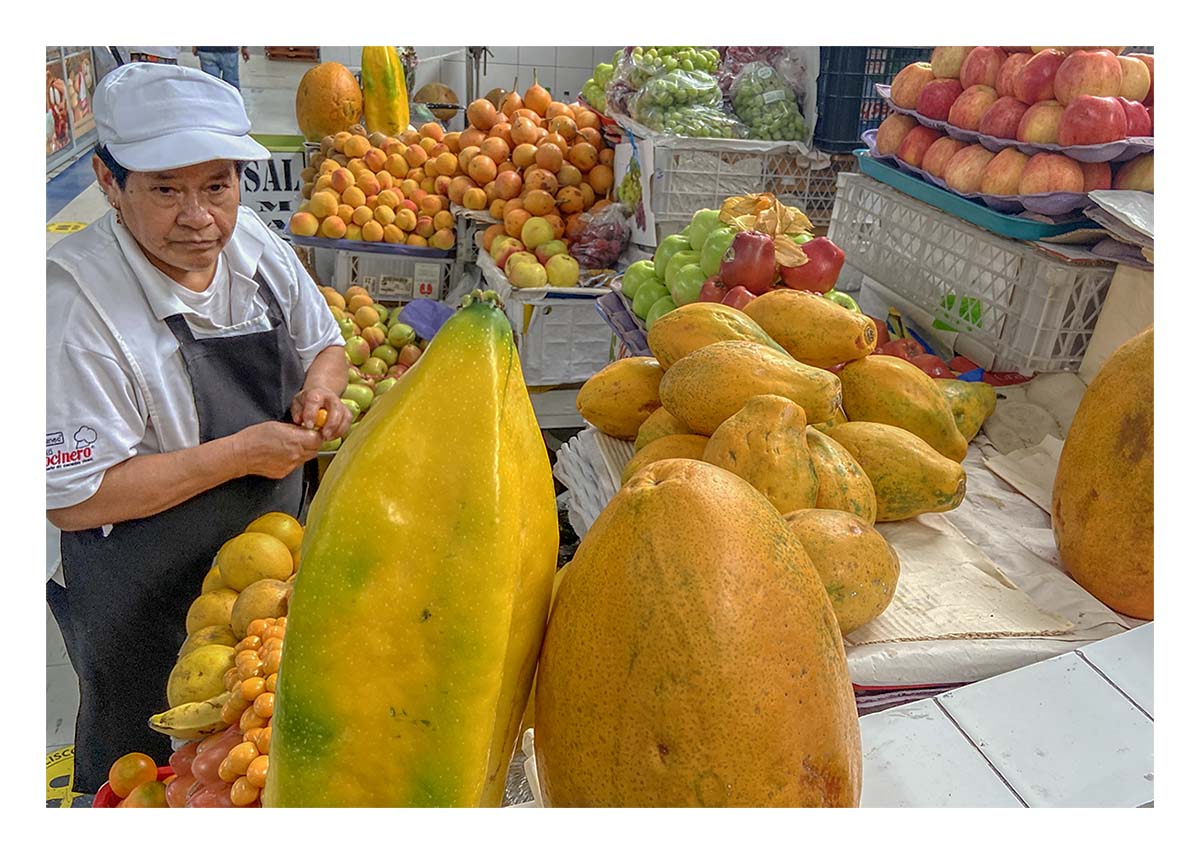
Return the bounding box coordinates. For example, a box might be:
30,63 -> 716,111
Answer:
866,47 -> 1154,216
59,43 -> 1155,811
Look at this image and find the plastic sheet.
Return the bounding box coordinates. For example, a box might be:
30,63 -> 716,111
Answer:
569,203 -> 632,270
728,59 -> 808,142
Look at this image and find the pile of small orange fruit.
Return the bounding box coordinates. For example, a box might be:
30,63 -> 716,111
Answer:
453,75 -> 617,246
290,124 -> 458,250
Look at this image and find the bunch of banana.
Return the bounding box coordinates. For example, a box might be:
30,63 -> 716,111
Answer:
148,691 -> 232,740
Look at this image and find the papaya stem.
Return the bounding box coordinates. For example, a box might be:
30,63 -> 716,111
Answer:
460,289 -> 505,312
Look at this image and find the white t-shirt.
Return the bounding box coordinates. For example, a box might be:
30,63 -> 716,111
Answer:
45,207 -> 342,516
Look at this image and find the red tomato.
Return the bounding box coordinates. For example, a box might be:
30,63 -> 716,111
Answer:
876,338 -> 925,360
165,774 -> 194,808
909,353 -> 955,378
190,742 -> 229,787
169,742 -> 199,777
186,782 -> 234,808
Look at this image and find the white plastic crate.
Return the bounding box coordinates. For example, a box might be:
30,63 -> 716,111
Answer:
828,173 -> 1115,374
332,249 -> 458,303
505,297 -> 616,387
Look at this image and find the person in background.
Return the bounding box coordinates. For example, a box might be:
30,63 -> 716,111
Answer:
45,63 -> 350,793
120,47 -> 180,65
194,46 -> 251,90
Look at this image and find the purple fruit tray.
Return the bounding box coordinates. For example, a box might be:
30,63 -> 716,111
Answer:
863,129 -> 1097,217
875,84 -> 1153,164
596,289 -> 651,357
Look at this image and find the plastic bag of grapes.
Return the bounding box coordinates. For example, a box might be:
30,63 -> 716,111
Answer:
569,203 -> 633,270
631,69 -> 722,112
730,61 -> 807,142
632,102 -> 749,139
607,47 -> 721,115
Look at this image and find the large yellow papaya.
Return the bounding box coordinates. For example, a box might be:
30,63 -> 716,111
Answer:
360,46 -> 409,136
535,459 -> 861,806
647,301 -> 787,369
828,422 -> 966,522
810,408 -> 848,435
935,378 -> 997,442
806,427 -> 877,525
621,434 -> 710,484
634,406 -> 697,452
840,355 -> 968,462
1052,326 -> 1153,619
783,509 -> 900,635
702,394 -> 818,515
264,292 -> 559,807
576,357 -> 663,440
742,290 -> 877,368
659,340 -> 841,435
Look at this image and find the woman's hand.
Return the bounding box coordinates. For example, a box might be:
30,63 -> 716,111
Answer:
234,421 -> 324,479
291,387 -> 351,441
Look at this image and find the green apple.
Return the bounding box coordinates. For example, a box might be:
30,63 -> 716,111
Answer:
340,397 -> 362,422
360,357 -> 388,378
664,249 -> 700,293
688,208 -> 722,252
387,322 -> 416,349
374,377 -> 398,396
621,259 -> 658,301
632,281 -> 670,319
646,294 -> 678,327
372,303 -> 389,324
372,344 -> 399,367
668,263 -> 706,306
653,234 -> 692,281
343,336 -> 370,366
342,383 -> 375,413
319,437 -> 342,452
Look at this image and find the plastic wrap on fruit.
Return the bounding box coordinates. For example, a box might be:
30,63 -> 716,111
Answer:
633,103 -> 749,139
729,61 -> 807,142
569,203 -> 632,270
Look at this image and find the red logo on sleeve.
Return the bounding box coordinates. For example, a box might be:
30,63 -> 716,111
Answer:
47,426 -> 97,471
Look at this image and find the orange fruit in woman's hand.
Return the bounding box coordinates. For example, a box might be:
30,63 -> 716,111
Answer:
107,752 -> 158,799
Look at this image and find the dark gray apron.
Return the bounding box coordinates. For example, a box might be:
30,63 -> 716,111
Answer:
50,274 -> 312,793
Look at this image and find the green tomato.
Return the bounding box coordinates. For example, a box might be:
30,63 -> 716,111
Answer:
664,249 -> 701,293
688,208 -> 723,253
645,294 -> 679,327
653,234 -> 693,281
621,260 -> 659,301
669,263 -> 707,306
632,281 -> 670,320
700,226 -> 737,277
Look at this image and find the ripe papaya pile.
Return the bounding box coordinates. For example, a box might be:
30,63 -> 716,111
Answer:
547,295 -> 1001,806
575,296 -> 1001,627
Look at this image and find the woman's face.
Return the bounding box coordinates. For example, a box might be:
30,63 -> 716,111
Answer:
97,158 -> 241,279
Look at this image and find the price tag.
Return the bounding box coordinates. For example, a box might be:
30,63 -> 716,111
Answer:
413,263 -> 443,300
373,275 -> 413,300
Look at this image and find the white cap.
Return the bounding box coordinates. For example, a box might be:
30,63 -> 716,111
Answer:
95,62 -> 269,171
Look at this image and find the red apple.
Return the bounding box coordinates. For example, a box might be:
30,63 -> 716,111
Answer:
875,113 -> 919,156
1127,53 -> 1154,106
890,62 -> 937,109
979,147 -> 1031,195
931,47 -> 973,80
1012,49 -> 1066,105
996,53 -> 1032,98
1018,152 -> 1085,194
1016,100 -> 1066,144
1118,97 -> 1152,137
1080,160 -> 1112,192
947,84 -> 999,130
1113,153 -> 1153,191
959,47 -> 1008,89
1054,49 -> 1124,105
978,96 -> 1029,139
921,136 -> 970,179
1115,56 -> 1151,102
896,126 -> 944,168
1057,95 -> 1128,146
916,78 -> 964,121
943,144 -> 996,194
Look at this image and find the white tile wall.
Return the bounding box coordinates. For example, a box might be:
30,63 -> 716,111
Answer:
555,46 -> 594,69
518,46 -> 557,67
593,46 -> 623,67
554,67 -> 591,101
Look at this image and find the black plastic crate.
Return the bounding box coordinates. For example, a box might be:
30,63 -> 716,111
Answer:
813,46 -> 931,152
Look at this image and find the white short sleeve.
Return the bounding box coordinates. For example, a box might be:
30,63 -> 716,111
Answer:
281,241 -> 342,370
46,324 -> 147,510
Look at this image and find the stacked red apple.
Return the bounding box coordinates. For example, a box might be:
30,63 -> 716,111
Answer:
878,46 -> 1153,199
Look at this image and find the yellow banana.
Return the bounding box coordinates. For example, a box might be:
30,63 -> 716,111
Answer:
148,691 -> 231,740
